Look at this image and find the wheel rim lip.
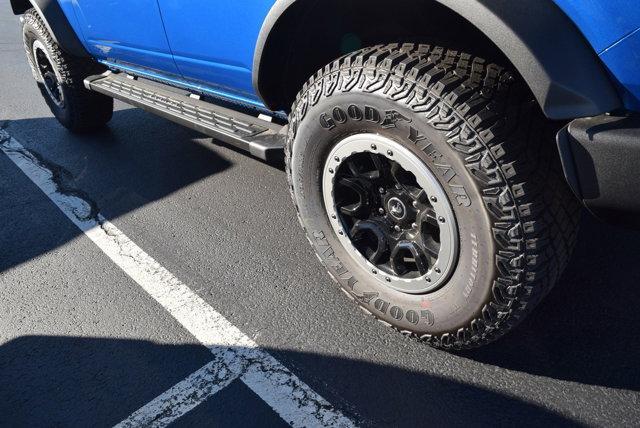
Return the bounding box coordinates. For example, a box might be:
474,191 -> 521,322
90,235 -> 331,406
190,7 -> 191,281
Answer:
32,40 -> 64,108
322,133 -> 460,294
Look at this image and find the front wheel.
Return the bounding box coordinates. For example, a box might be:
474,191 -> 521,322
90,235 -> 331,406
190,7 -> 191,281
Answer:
286,44 -> 580,349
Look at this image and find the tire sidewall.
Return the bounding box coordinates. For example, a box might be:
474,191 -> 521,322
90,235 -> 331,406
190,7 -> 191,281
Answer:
290,91 -> 498,336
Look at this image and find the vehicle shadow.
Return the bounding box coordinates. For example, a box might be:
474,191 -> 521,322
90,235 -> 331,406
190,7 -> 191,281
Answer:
1,109 -> 639,397
0,109 -> 282,273
0,336 -> 577,427
461,214 -> 640,392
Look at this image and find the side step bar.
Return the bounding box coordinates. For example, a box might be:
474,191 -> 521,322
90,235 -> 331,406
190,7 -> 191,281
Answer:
84,72 -> 285,162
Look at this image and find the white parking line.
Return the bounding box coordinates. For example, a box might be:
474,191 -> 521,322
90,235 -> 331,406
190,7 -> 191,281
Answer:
0,130 -> 355,428
115,358 -> 240,428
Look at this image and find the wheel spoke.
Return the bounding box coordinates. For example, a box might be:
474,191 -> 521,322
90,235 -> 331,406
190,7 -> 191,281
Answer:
363,153 -> 387,180
409,189 -> 427,204
336,177 -> 370,218
390,240 -> 430,276
350,220 -> 389,264
345,160 -> 360,177
422,207 -> 438,224
390,162 -> 403,185
422,242 -> 440,259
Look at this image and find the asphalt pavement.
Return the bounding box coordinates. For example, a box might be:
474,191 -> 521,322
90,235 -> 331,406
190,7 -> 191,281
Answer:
1,7 -> 640,428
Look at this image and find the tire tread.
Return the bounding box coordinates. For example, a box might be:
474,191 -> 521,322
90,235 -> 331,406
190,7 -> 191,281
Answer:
286,44 -> 580,349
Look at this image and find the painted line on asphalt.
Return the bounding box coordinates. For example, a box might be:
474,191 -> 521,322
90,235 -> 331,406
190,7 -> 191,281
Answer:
115,358 -> 239,428
0,129 -> 355,428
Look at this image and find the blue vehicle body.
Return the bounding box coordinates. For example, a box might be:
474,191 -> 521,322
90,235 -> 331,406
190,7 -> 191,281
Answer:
9,0 -> 640,349
56,0 -> 276,111
9,0 -> 640,224
48,0 -> 640,115
553,0 -> 640,111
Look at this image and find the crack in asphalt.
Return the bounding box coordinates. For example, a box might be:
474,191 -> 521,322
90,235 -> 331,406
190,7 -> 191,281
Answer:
0,128 -> 356,427
0,131 -> 100,223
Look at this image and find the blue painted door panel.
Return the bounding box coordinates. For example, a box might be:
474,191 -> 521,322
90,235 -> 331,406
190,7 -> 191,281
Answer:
156,0 -> 275,103
552,0 -> 640,110
600,29 -> 640,111
70,0 -> 180,76
552,0 -> 640,53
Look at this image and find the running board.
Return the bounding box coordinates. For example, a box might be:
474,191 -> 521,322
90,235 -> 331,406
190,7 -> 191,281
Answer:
84,72 -> 285,162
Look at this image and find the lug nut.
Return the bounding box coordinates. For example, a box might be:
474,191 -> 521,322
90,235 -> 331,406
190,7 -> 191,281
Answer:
426,277 -> 432,283
435,267 -> 441,274
371,144 -> 377,150
385,277 -> 391,282
430,196 -> 438,203
328,168 -> 334,174
334,156 -> 340,162
438,216 -> 446,223
387,150 -> 393,156
338,230 -> 344,235
372,269 -> 378,274
378,208 -> 385,214
331,214 -> 337,219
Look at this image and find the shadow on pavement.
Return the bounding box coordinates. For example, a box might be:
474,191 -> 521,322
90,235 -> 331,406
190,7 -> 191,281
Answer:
0,336 -> 576,427
1,109 -> 639,398
1,109 -> 238,273
462,214 -> 640,392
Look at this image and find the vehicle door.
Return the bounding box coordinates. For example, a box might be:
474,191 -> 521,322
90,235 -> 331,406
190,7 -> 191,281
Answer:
70,0 -> 181,76
156,0 -> 275,103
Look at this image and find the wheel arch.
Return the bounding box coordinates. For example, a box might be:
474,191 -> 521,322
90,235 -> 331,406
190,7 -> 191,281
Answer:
253,0 -> 621,120
11,0 -> 89,58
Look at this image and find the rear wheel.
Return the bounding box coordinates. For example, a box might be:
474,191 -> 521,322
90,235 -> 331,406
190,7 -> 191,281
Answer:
286,44 -> 581,349
22,9 -> 113,133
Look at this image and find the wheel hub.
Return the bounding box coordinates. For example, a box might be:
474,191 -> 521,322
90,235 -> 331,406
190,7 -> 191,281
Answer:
387,197 -> 407,221
323,134 -> 459,294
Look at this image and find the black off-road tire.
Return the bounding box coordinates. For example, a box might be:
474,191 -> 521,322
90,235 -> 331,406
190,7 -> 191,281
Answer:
286,44 -> 581,349
22,9 -> 113,133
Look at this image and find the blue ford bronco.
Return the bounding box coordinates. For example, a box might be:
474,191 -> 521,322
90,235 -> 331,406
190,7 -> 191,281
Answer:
10,0 -> 640,349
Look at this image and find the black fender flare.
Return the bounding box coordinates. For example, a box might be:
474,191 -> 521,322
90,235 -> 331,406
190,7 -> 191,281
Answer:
11,0 -> 89,58
253,0 -> 621,120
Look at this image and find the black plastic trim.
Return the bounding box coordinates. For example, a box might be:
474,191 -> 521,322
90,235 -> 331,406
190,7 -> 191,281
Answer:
253,0 -> 621,120
85,72 -> 285,163
557,114 -> 640,229
12,0 -> 89,58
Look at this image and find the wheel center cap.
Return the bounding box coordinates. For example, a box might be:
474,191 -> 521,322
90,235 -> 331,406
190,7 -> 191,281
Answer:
387,197 -> 406,220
